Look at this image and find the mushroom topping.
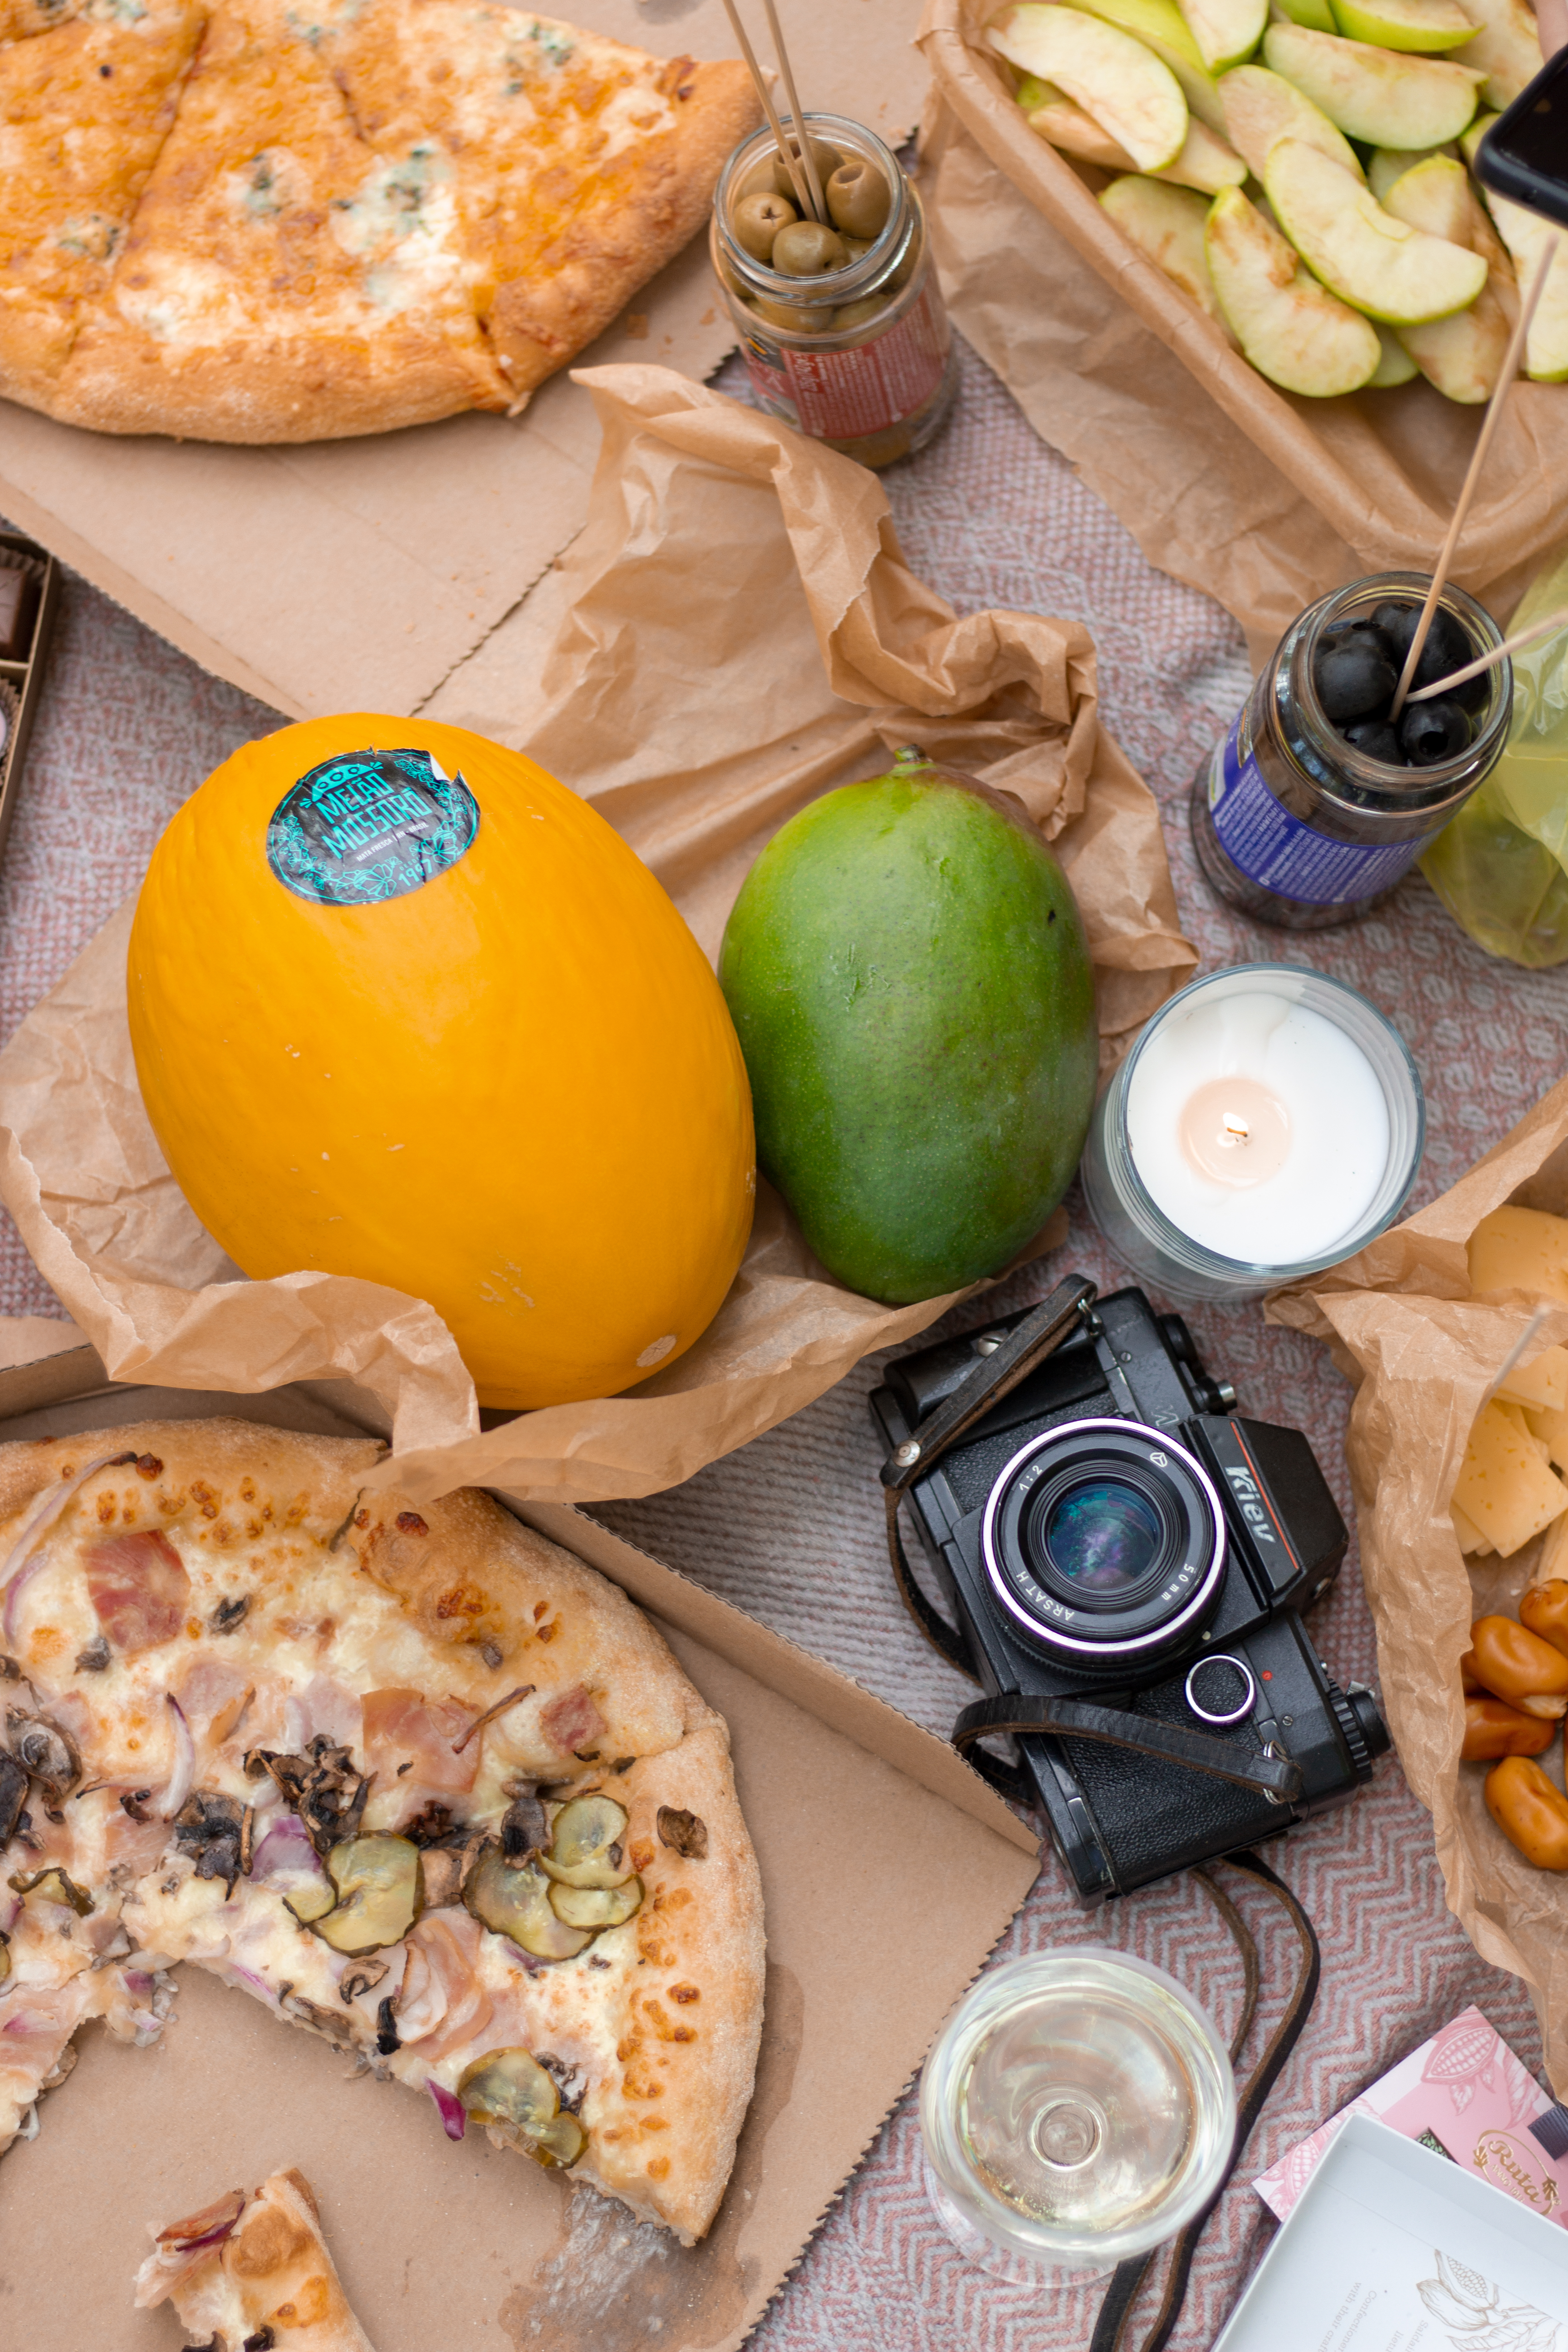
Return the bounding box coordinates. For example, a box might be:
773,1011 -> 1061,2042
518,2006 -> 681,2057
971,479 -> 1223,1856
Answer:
9,1864 -> 95,1916
539,1795 -> 633,1890
246,1736 -> 371,1857
548,1877 -> 643,1931
6,1707 -> 81,1795
278,1990 -> 360,2052
74,1636 -> 111,1674
173,1790 -> 247,1893
306,1835 -> 424,1956
464,1847 -> 592,1962
657,1806 -> 709,1860
0,1753 -> 27,1847
500,1787 -> 548,1864
456,2047 -> 586,2169
0,1934 -> 8,1984
209,1596 -> 250,1635
338,1956 -> 389,2005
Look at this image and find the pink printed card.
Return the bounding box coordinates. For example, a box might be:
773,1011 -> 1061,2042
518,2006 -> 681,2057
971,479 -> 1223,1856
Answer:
1253,2006 -> 1568,2231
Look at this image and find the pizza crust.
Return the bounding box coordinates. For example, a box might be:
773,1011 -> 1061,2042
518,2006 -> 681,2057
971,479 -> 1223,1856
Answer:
137,2167 -> 377,2351
0,1417 -> 764,2243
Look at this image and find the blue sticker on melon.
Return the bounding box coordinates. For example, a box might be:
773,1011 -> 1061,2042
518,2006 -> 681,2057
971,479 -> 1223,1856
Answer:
268,746 -> 480,906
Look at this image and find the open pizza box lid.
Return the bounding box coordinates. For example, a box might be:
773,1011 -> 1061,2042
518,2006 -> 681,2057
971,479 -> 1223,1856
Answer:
0,0 -> 929,724
0,1337 -> 1040,2351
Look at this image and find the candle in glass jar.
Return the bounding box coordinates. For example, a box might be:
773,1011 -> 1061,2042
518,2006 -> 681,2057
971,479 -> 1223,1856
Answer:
1123,991 -> 1390,1263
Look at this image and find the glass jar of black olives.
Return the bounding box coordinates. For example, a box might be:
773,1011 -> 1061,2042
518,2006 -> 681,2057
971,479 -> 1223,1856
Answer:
1189,570 -> 1512,931
711,113 -> 957,470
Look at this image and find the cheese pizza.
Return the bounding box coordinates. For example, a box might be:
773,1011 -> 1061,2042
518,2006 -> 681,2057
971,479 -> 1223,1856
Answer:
0,0 -> 757,440
0,1419 -> 764,2244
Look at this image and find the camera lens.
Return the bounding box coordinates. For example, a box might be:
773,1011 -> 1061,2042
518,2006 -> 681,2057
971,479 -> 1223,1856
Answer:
981,1419 -> 1226,1668
1041,1479 -> 1162,1595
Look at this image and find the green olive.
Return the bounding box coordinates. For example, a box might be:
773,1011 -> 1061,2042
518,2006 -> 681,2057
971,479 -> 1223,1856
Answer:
310,1835 -> 422,1956
753,296 -> 822,332
832,295 -> 889,331
826,159 -> 893,242
466,1846 -> 592,1960
841,237 -> 875,263
771,136 -> 844,202
773,221 -> 848,278
456,2048 -> 586,2169
738,155 -> 779,201
732,190 -> 796,262
549,1876 -> 644,1931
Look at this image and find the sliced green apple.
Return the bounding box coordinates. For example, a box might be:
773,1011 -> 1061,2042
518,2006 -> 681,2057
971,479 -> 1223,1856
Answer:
1484,191 -> 1568,379
1101,174 -> 1241,338
1025,88 -> 1142,167
1376,148 -> 1518,309
1062,0 -> 1230,130
1370,322 -> 1421,381
1178,0 -> 1268,71
1264,136 -> 1488,320
1378,155 -> 1512,394
1367,142 -> 1455,202
1450,0 -> 1545,108
1157,118 -> 1250,188
1205,183 -> 1382,389
1219,61 -> 1365,176
1329,0 -> 1478,50
989,5 -> 1190,171
1272,0 -> 1338,30
1263,22 -> 1484,147
1459,108 -> 1496,166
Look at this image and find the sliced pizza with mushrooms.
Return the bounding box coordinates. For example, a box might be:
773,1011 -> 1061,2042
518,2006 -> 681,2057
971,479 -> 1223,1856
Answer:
0,1421 -> 764,2244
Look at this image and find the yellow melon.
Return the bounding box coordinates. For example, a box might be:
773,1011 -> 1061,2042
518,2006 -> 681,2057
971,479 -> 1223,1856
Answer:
127,716 -> 755,1410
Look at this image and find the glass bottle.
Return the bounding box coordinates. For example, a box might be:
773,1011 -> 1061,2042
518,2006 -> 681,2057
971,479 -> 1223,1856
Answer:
710,112 -> 958,470
1190,570 -> 1512,931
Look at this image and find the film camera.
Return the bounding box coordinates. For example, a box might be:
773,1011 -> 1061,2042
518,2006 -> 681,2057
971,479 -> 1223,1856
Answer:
870,1279 -> 1388,1903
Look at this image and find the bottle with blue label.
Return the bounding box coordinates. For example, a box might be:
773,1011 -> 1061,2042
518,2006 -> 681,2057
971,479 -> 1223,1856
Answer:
1190,570 -> 1513,931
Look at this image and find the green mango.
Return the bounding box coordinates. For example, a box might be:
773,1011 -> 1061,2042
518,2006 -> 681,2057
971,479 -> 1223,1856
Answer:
718,750 -> 1098,1306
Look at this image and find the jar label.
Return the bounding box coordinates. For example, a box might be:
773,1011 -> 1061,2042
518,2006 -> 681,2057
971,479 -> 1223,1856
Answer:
268,746 -> 479,906
1208,715 -> 1420,907
741,286 -> 949,443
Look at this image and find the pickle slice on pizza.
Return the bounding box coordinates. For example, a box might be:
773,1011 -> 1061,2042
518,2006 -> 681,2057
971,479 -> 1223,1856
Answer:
137,2168 -> 375,2352
0,1421 -> 764,2244
0,0 -> 204,409
55,0 -> 509,441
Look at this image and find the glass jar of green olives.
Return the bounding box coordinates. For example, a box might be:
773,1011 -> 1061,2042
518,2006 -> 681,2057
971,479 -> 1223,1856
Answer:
710,113 -> 957,470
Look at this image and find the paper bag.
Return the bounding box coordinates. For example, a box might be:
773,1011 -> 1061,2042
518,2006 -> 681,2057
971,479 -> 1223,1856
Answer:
916,0 -> 1568,657
1269,1074 -> 1568,2082
0,364 -> 1196,1508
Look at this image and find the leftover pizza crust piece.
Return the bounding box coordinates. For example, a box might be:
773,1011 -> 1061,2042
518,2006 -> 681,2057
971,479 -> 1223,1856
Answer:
54,0 -> 508,440
137,2167 -> 376,2352
0,1419 -> 764,2244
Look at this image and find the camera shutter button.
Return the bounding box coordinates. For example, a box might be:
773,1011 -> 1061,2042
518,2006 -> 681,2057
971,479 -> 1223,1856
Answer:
1183,1652 -> 1258,1726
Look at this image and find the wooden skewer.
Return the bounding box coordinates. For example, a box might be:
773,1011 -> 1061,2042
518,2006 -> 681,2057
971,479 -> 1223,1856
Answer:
760,0 -> 828,225
1405,605 -> 1568,704
717,0 -> 815,222
1390,234 -> 1561,722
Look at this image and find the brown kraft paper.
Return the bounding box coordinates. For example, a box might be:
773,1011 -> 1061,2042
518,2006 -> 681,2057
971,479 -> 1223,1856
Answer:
0,363 -> 1196,1509
916,0 -> 1568,660
1270,1074 -> 1568,2081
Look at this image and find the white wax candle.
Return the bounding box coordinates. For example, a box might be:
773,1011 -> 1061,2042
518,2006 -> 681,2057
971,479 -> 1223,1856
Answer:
1125,990 -> 1390,1263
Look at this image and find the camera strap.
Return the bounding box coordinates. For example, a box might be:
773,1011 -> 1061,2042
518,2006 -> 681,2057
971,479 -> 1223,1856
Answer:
1089,1850 -> 1322,2352
880,1273 -> 1305,1807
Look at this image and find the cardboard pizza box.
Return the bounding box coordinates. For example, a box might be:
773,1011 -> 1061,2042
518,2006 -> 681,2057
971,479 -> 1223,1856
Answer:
0,0 -> 929,724
0,1343 -> 1039,2352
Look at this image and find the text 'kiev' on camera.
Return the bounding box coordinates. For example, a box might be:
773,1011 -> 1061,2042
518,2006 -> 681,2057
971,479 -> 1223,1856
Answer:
870,1283 -> 1389,1906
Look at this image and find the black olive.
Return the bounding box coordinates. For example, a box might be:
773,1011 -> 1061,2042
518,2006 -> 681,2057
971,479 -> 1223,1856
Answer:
1372,598 -> 1484,705
1314,638 -> 1397,722
1401,697 -> 1471,765
1342,719 -> 1404,764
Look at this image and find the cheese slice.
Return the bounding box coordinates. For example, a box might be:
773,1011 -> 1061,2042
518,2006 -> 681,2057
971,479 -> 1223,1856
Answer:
1470,1205 -> 1568,1304
1527,1400 -> 1568,1473
1452,1396 -> 1568,1557
1450,1498 -> 1491,1554
1495,1343 -> 1568,1416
